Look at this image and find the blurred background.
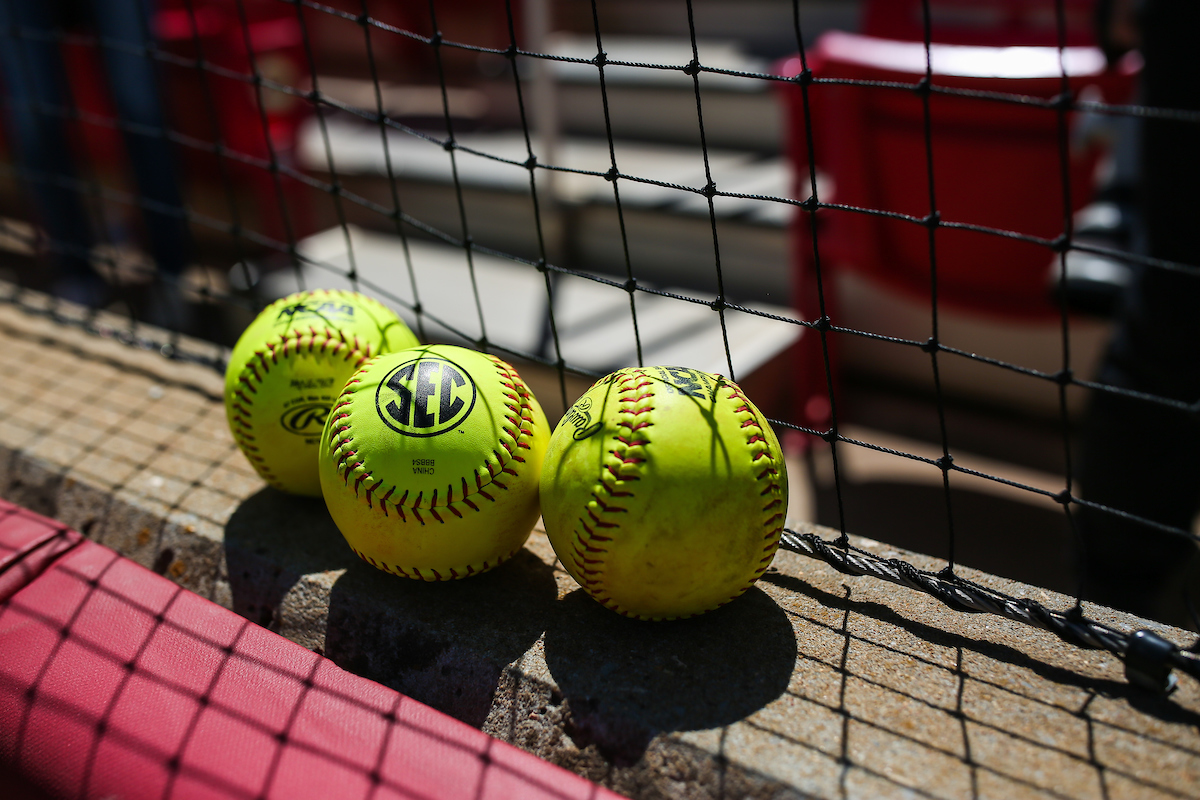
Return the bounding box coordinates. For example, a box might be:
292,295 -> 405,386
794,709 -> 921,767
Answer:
0,0 -> 1195,628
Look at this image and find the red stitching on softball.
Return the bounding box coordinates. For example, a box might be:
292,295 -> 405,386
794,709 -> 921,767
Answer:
605,464 -> 638,482
586,509 -> 619,529
614,436 -> 648,446
591,493 -> 627,514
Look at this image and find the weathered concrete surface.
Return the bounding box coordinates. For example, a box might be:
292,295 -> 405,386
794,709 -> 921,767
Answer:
1,290 -> 1198,800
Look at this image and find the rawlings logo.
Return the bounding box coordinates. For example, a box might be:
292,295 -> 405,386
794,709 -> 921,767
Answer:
376,356 -> 477,437
562,396 -> 602,441
280,403 -> 329,436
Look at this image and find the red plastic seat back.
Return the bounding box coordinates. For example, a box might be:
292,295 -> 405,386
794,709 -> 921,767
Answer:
862,0 -> 1099,46
781,32 -> 1138,319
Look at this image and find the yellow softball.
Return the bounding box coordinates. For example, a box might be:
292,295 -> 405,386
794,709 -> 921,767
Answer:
540,366 -> 787,620
224,289 -> 419,496
318,344 -> 549,580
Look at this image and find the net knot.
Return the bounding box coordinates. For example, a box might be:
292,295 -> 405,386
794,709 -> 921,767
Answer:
443,139 -> 456,152
1053,489 -> 1073,505
1050,233 -> 1071,253
800,195 -> 819,212
1053,367 -> 1074,386
524,155 -> 538,170
920,337 -> 939,353
504,44 -> 518,60
1051,91 -> 1075,111
812,315 -> 832,332
914,75 -> 933,96
922,211 -> 941,228
683,59 -> 701,77
701,181 -> 717,199
936,454 -> 954,471
356,13 -> 370,26
604,167 -> 619,182
430,31 -> 443,47
792,69 -> 813,86
536,258 -> 548,273
623,278 -> 637,293
710,296 -> 727,312
593,50 -> 607,68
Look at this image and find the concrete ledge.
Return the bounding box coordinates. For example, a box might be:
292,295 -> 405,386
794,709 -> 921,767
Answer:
1,295 -> 1198,800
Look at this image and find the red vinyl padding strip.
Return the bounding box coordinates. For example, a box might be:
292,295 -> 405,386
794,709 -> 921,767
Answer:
0,499 -> 622,800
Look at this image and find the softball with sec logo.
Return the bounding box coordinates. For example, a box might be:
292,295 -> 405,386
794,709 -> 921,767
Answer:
224,289 -> 418,496
540,365 -> 788,620
318,344 -> 549,580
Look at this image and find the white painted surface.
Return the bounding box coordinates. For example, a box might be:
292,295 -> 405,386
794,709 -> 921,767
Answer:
263,225 -> 803,381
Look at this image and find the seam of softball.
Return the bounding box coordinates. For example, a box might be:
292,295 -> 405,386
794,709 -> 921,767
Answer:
326,354 -> 537,525
569,372 -> 785,622
227,294 -> 378,490
567,369 -> 654,618
348,543 -> 524,581
727,381 -> 786,587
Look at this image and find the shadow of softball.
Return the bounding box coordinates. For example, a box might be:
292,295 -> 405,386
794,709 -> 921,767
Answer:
223,487 -> 357,631
542,584 -> 796,748
324,545 -> 559,728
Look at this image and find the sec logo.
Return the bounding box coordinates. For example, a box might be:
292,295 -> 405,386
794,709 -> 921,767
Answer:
375,356 -> 477,437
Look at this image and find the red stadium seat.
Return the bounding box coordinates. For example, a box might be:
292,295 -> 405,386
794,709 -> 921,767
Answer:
861,0 -> 1100,47
0,498 -> 625,800
776,30 -> 1138,435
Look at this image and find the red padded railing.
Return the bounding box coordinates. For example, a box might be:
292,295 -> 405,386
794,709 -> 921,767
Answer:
0,499 -> 623,800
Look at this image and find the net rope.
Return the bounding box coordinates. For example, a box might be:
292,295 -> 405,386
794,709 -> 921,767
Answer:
0,0 -> 1197,693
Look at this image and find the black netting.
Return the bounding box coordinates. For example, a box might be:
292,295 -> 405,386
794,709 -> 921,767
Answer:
0,0 -> 1197,691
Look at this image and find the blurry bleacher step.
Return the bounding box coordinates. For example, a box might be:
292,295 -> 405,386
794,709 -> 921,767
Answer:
296,117 -> 793,302
312,35 -> 781,152
836,269 -> 1114,419
260,225 -> 802,420
544,34 -> 780,151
